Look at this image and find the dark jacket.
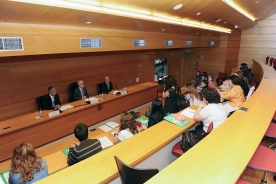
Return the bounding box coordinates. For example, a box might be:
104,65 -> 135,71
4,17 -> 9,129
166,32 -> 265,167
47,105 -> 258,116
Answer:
42,94 -> 61,110
73,87 -> 89,101
148,112 -> 164,128
101,82 -> 113,94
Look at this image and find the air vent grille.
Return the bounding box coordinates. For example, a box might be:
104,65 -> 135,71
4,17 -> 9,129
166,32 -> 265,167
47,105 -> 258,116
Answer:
0,37 -> 23,51
80,38 -> 102,48
207,41 -> 215,46
186,40 -> 192,46
133,39 -> 146,47
165,40 -> 173,46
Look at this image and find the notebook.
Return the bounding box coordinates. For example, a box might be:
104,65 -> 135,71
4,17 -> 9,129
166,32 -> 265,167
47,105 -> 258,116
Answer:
136,117 -> 148,127
62,148 -> 69,156
164,114 -> 190,127
0,170 -> 9,184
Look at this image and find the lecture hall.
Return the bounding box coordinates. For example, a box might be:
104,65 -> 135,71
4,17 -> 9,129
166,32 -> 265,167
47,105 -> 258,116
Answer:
0,0 -> 276,184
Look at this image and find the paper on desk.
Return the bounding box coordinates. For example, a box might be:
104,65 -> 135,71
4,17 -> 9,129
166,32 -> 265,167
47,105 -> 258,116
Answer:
97,136 -> 114,149
181,108 -> 196,119
106,122 -> 120,129
0,170 -> 9,184
99,125 -> 113,132
0,177 -> 5,184
85,97 -> 99,103
60,104 -> 74,111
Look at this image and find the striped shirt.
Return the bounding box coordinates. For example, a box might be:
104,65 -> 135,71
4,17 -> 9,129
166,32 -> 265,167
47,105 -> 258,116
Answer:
67,139 -> 102,166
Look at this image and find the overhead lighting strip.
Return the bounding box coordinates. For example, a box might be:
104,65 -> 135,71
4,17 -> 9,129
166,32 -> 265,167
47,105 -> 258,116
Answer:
222,0 -> 255,21
9,0 -> 232,33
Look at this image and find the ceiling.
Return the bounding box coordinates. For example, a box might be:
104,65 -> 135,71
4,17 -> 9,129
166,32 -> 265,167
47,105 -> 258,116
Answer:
0,0 -> 276,36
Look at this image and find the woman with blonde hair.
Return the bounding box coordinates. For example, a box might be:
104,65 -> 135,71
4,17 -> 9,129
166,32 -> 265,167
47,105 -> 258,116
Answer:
184,83 -> 202,106
114,112 -> 140,144
9,143 -> 48,184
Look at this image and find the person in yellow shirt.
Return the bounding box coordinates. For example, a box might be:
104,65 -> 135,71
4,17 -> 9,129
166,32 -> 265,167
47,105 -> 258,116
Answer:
220,75 -> 245,115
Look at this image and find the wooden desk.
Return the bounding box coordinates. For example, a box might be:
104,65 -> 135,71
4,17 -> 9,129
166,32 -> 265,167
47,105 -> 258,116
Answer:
35,106 -> 197,184
146,59 -> 276,184
0,82 -> 163,161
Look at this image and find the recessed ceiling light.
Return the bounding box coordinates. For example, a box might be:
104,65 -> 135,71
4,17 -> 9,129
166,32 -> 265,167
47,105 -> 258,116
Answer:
235,25 -> 239,28
215,19 -> 222,22
264,12 -> 267,14
85,21 -> 92,24
207,34 -> 211,35
173,4 -> 183,10
161,29 -> 166,31
256,1 -> 260,3
196,33 -> 199,34
224,22 -> 227,24
196,12 -> 201,15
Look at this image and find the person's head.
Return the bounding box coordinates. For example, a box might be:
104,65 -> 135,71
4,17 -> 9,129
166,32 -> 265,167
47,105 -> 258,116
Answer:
235,71 -> 244,80
196,71 -> 201,76
48,86 -> 57,96
77,80 -> 84,88
223,76 -> 231,86
74,123 -> 88,142
201,75 -> 208,80
208,74 -> 215,82
164,75 -> 177,91
120,112 -> 138,135
202,71 -> 208,76
151,98 -> 164,115
104,76 -> 110,84
201,79 -> 209,87
185,83 -> 201,100
11,143 -> 44,183
201,88 -> 220,104
230,75 -> 241,86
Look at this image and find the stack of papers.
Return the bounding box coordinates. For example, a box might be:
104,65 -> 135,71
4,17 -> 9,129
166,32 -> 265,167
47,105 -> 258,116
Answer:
99,125 -> 113,132
85,97 -> 99,104
60,104 -> 74,111
164,114 -> 190,127
0,170 -> 9,184
97,136 -> 114,149
106,122 -> 120,129
180,108 -> 196,119
136,117 -> 149,127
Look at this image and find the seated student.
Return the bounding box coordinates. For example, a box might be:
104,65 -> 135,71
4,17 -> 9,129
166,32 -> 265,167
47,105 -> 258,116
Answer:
101,76 -> 114,94
114,112 -> 140,144
193,71 -> 202,87
148,99 -> 165,128
174,88 -> 227,138
162,75 -> 178,114
43,86 -> 61,110
220,75 -> 245,116
9,143 -> 48,184
73,80 -> 89,101
184,83 -> 202,106
67,123 -> 102,166
208,74 -> 218,89
240,63 -> 252,85
235,71 -> 249,97
196,79 -> 209,94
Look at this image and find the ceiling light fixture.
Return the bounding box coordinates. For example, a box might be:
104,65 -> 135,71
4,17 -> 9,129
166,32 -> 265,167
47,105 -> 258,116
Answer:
196,33 -> 199,34
224,22 -> 227,24
9,0 -> 231,33
215,19 -> 222,22
222,0 -> 255,21
235,25 -> 239,28
85,21 -> 92,24
196,12 -> 201,15
173,4 -> 183,10
161,29 -> 165,31
256,1 -> 260,3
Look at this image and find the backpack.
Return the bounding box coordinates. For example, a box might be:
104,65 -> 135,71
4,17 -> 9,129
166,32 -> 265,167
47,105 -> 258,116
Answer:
180,132 -> 199,152
176,85 -> 190,112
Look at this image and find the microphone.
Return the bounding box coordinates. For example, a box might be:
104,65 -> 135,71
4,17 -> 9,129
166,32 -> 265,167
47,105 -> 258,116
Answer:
114,86 -> 121,95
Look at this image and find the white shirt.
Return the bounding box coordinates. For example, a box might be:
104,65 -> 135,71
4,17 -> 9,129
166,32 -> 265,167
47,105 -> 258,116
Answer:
49,94 -> 55,107
79,87 -> 84,97
199,103 -> 227,132
185,94 -> 201,106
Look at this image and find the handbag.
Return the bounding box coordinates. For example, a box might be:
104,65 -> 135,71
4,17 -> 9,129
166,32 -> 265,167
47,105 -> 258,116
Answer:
180,132 -> 199,152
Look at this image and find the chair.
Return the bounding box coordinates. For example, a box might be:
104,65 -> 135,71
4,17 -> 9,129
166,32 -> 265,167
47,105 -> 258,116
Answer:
273,58 -> 276,70
272,111 -> 276,122
216,72 -> 227,86
269,57 -> 274,66
114,156 -> 159,184
247,145 -> 276,184
68,82 -> 78,102
172,122 -> 213,157
35,96 -> 44,110
96,83 -> 102,95
264,123 -> 276,149
265,56 -> 270,65
246,86 -> 255,101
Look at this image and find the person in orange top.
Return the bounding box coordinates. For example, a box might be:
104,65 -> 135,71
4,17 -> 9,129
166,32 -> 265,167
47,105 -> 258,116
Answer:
220,75 -> 245,115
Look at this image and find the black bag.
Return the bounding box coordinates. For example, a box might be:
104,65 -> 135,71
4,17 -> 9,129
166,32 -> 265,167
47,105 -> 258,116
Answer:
180,132 -> 199,152
145,107 -> 152,118
176,94 -> 190,112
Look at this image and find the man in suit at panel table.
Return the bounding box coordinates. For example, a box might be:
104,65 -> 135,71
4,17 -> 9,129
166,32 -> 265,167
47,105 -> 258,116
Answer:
73,80 -> 89,101
101,76 -> 114,94
43,86 -> 61,110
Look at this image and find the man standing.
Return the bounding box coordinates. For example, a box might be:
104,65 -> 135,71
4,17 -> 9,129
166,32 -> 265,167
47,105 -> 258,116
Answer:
73,80 -> 89,101
101,76 -> 114,94
43,86 -> 61,110
67,123 -> 102,166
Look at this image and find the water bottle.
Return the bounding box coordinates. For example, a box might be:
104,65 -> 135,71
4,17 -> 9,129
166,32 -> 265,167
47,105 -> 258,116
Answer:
101,92 -> 104,99
39,109 -> 43,117
124,86 -> 127,91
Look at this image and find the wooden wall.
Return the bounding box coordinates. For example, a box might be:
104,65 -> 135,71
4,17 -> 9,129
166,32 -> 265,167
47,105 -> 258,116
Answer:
239,13 -> 276,68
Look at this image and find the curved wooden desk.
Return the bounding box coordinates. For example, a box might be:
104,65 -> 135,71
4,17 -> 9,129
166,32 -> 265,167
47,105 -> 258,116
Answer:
146,60 -> 276,184
0,82 -> 162,161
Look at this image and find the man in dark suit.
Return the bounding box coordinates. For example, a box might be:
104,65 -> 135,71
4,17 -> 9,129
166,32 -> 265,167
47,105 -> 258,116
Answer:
74,80 -> 89,101
43,86 -> 61,110
101,76 -> 114,94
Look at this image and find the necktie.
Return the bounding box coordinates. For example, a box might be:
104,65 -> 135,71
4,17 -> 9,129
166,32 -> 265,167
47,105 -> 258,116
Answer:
81,88 -> 84,98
